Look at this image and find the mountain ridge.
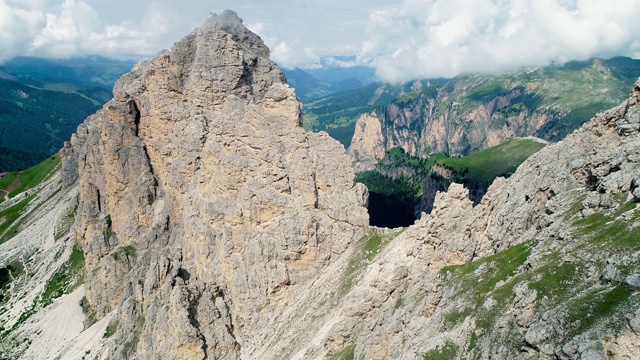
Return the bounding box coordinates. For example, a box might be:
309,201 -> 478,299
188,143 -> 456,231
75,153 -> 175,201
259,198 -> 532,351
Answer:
283,67 -> 365,103
0,10 -> 639,360
59,10 -> 368,358
347,57 -> 640,168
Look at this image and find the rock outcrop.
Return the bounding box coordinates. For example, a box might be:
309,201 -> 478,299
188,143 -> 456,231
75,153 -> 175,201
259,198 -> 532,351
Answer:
347,111 -> 386,172
282,79 -> 640,359
347,63 -> 638,168
61,10 -> 368,359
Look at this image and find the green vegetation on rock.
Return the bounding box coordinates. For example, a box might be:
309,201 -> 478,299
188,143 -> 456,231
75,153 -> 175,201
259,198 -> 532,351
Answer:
340,229 -> 402,296
355,169 -> 421,228
437,196 -> 640,355
0,154 -> 61,200
436,138 -> 546,185
40,246 -> 85,307
329,344 -> 355,360
357,138 -> 545,227
0,261 -> 24,304
0,194 -> 36,245
441,240 -> 535,330
0,154 -> 62,244
467,82 -> 508,102
104,319 -> 119,338
422,341 -> 458,360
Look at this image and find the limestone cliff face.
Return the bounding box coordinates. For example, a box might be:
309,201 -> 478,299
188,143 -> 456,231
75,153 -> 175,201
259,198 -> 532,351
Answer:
1,10 -> 639,360
347,83 -> 558,167
62,11 -> 368,359
347,111 -> 386,171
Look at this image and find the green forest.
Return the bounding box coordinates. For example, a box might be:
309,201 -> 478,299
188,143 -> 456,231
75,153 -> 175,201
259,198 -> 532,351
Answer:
356,139 -> 546,227
0,56 -> 133,171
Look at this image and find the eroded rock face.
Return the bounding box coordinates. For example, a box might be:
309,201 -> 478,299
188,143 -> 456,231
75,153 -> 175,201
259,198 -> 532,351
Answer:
62,10 -> 368,359
271,81 -> 640,359
347,111 -> 386,171
347,84 -> 561,167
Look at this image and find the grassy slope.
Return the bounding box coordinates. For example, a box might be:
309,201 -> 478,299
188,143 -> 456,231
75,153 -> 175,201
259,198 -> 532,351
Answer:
436,138 -> 547,185
438,197 -> 640,357
357,138 -> 545,226
0,56 -> 132,171
0,246 -> 85,340
0,154 -> 61,199
40,246 -> 85,307
458,57 -> 640,140
0,154 -> 61,244
0,150 -> 83,349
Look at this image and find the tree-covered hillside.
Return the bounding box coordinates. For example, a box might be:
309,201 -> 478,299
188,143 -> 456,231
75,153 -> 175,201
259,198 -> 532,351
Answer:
303,79 -> 449,146
0,56 -> 134,171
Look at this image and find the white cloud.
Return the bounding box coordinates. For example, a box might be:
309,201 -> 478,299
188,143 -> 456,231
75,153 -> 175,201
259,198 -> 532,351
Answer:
0,0 -> 638,79
0,0 -> 46,62
271,41 -> 320,69
0,0 -> 210,62
247,22 -> 264,35
26,0 -> 188,59
0,0 -> 387,66
361,0 -> 640,83
30,0 -> 99,56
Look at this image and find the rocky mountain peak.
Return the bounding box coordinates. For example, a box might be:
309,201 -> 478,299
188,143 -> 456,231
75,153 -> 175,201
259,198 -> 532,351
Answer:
205,10 -> 269,55
59,11 -> 368,359
110,9 -> 284,111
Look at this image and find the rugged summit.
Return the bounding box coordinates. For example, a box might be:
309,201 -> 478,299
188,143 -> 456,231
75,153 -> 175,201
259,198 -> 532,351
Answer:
60,10 -> 368,359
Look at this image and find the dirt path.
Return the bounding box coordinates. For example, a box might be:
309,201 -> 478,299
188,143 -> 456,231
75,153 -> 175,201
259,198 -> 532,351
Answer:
0,172 -> 23,202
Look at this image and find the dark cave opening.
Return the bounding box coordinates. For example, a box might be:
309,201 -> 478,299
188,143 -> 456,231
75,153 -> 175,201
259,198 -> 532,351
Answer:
366,191 -> 418,228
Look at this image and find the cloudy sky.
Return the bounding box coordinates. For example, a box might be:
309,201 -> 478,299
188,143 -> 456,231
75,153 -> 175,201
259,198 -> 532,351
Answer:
1,0 -> 639,82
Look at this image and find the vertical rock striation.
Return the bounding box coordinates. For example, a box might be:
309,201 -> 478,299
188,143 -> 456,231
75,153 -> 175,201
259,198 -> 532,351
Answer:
62,10 -> 368,359
347,85 -> 551,168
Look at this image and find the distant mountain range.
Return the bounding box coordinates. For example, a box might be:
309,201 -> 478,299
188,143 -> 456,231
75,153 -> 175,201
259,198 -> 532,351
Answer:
297,57 -> 640,157
2,55 -> 638,174
0,56 -> 134,171
282,65 -> 377,103
0,56 -> 134,90
283,67 -> 365,103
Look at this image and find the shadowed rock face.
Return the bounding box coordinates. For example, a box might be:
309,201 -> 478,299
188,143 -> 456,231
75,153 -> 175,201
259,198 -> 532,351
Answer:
62,10 -> 368,359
